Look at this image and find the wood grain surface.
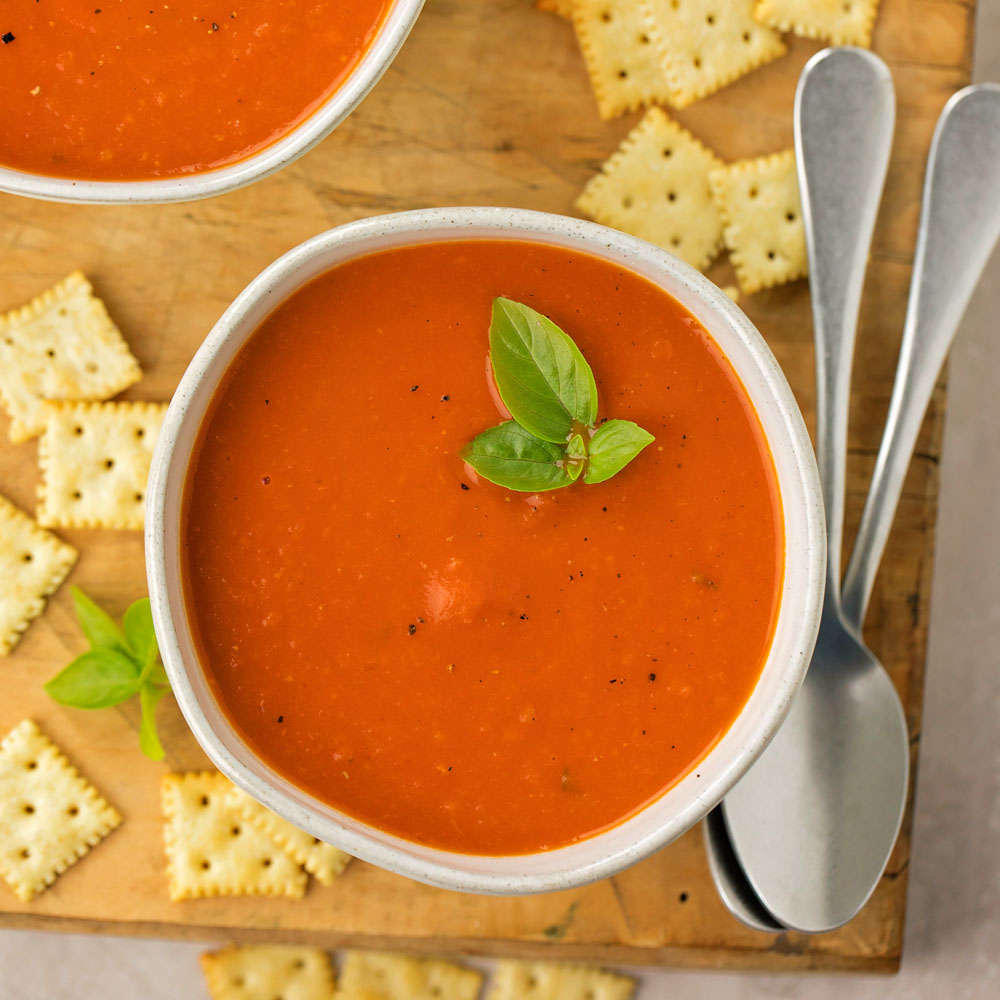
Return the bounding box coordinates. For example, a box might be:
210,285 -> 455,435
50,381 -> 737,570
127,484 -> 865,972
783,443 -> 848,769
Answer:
0,0 -> 975,972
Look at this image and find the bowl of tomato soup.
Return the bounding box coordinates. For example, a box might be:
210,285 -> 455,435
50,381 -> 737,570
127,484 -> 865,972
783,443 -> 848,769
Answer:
147,207 -> 824,894
0,0 -> 423,204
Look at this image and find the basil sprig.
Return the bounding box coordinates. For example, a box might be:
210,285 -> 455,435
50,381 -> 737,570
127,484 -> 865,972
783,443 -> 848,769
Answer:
462,298 -> 654,491
45,588 -> 171,761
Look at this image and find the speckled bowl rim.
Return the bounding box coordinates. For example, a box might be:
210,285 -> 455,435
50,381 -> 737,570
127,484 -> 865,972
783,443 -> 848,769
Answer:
146,207 -> 825,896
0,0 -> 425,205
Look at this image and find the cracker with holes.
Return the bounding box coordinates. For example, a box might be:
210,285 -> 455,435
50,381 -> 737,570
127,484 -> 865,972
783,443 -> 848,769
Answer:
162,772 -> 307,901
755,0 -> 879,47
573,0 -> 674,120
640,0 -> 786,109
0,720 -> 121,901
338,951 -> 483,1000
201,945 -> 336,1000
36,400 -> 167,531
0,271 -> 142,444
488,961 -> 636,1000
227,786 -> 352,887
0,494 -> 77,656
709,148 -> 808,294
576,107 -> 724,270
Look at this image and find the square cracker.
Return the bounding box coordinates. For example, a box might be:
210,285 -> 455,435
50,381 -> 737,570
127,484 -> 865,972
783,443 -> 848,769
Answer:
0,720 -> 121,901
488,961 -> 635,1000
338,951 -> 483,1000
161,772 -> 307,901
572,0 -> 674,120
576,107 -> 724,270
641,0 -> 787,109
755,0 -> 879,48
0,271 -> 142,443
37,400 -> 167,531
709,148 -> 808,294
201,946 -> 336,1000
0,494 -> 77,656
228,786 -> 352,887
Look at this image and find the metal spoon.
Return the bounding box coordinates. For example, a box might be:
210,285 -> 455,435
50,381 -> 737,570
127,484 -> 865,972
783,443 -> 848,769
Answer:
704,45 -> 897,933
708,66 -> 1000,933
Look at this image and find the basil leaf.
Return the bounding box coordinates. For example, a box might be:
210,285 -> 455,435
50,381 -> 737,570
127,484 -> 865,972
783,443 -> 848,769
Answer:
489,297 -> 598,443
462,421 -> 572,492
139,684 -> 168,761
584,419 -> 655,484
565,432 -> 586,482
71,586 -> 129,655
124,598 -> 158,668
45,649 -> 142,709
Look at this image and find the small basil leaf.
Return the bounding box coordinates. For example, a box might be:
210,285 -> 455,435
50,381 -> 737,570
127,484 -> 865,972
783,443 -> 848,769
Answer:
584,419 -> 656,484
489,297 -> 598,443
139,684 -> 168,761
462,421 -> 572,492
71,587 -> 129,655
565,432 -> 586,482
124,598 -> 158,667
45,649 -> 142,709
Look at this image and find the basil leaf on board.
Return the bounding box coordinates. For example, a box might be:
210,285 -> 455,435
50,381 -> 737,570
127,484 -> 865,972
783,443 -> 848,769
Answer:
462,420 -> 572,492
44,649 -> 142,709
489,297 -> 598,443
70,586 -> 129,654
124,597 -> 158,669
584,419 -> 656,484
139,684 -> 168,761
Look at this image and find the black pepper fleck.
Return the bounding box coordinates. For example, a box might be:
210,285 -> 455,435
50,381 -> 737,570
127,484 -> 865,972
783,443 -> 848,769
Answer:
410,385 -> 419,391
441,394 -> 450,401
277,715 -> 284,723
407,623 -> 417,636
649,672 -> 657,681
460,483 -> 470,491
2,32 -> 14,43
262,476 -> 270,485
211,21 -> 219,30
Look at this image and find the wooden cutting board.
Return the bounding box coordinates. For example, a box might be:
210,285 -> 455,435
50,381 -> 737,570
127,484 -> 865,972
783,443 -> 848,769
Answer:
0,0 -> 974,973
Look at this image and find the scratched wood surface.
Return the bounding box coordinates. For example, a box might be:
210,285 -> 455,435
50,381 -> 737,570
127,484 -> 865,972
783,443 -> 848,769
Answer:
0,0 -> 974,972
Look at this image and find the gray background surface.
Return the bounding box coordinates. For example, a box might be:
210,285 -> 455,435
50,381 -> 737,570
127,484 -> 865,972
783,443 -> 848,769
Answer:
2,4 -> 999,996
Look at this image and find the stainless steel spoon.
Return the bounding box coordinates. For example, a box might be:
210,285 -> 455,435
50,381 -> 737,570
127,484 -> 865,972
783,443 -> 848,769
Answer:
707,64 -> 1000,933
703,45 -> 897,933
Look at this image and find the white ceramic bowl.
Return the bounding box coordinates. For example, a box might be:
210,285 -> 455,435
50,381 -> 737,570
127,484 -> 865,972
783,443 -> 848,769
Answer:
146,207 -> 825,895
0,0 -> 425,205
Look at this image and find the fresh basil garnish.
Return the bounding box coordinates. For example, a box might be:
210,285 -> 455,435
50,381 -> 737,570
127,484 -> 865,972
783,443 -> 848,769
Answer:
45,588 -> 171,760
461,420 -> 572,492
464,299 -> 654,492
489,297 -> 598,442
584,419 -> 656,484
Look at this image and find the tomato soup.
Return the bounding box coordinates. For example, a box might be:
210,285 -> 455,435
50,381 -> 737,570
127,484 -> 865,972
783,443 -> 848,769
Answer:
0,0 -> 391,180
182,240 -> 783,855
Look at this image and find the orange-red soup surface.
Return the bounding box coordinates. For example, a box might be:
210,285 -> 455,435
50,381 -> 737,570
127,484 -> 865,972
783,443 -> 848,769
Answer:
0,0 -> 390,180
183,240 -> 783,855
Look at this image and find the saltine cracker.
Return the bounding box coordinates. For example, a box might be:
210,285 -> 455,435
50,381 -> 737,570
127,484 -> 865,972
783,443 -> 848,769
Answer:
161,772 -> 307,901
0,720 -> 121,901
0,271 -> 142,443
709,148 -> 808,294
576,107 -> 724,270
0,495 -> 77,656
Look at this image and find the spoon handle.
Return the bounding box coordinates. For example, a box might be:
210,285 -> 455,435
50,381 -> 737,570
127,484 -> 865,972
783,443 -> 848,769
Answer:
796,48 -> 895,605
841,84 -> 1000,629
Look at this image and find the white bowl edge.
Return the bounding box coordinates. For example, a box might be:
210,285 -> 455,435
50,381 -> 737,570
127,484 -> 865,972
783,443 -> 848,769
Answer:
146,207 -> 826,895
